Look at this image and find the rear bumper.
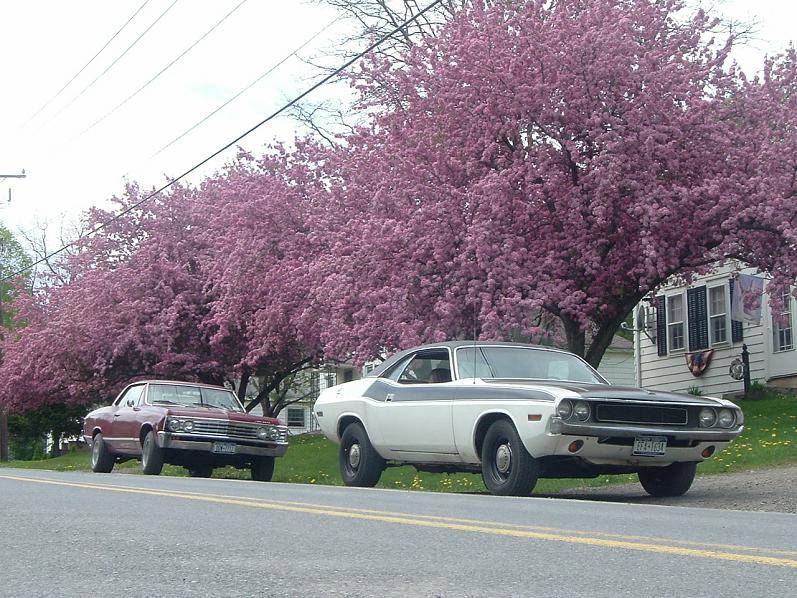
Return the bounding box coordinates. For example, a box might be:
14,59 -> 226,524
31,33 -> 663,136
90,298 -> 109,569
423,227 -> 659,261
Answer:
157,431 -> 288,457
549,418 -> 743,441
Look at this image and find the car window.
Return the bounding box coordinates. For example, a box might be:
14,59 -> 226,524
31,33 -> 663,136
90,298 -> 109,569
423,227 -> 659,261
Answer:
397,350 -> 452,384
456,346 -> 605,384
383,354 -> 416,382
116,384 -> 144,407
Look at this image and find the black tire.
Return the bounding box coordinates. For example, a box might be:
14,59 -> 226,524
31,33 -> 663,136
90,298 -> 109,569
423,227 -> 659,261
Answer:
481,419 -> 539,496
638,462 -> 697,497
251,456 -> 275,482
90,433 -> 115,473
141,430 -> 164,475
187,465 -> 213,478
339,422 -> 384,487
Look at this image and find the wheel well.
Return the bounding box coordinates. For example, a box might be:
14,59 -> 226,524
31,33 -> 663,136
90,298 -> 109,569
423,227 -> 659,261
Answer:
139,425 -> 153,445
92,428 -> 102,438
474,413 -> 513,459
337,415 -> 363,440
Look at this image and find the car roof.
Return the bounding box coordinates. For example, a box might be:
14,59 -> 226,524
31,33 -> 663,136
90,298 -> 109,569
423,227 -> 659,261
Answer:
133,380 -> 231,391
367,341 -> 571,378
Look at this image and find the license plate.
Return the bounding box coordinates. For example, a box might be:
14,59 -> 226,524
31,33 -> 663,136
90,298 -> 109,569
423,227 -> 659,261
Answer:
211,442 -> 236,454
632,436 -> 667,456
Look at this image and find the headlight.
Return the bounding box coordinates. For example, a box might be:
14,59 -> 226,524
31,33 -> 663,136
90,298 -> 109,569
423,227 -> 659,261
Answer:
256,427 -> 269,440
699,407 -> 717,428
182,420 -> 194,432
167,419 -> 182,432
556,400 -> 573,419
573,401 -> 590,421
268,427 -> 282,441
717,409 -> 735,428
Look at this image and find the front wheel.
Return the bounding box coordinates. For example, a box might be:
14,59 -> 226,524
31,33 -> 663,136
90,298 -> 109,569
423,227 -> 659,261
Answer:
187,465 -> 213,478
90,433 -> 115,473
141,430 -> 164,475
251,456 -> 275,482
339,422 -> 384,487
638,462 -> 697,497
481,419 -> 539,496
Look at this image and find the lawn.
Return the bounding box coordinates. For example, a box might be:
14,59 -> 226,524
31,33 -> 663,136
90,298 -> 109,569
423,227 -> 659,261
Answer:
3,394 -> 795,494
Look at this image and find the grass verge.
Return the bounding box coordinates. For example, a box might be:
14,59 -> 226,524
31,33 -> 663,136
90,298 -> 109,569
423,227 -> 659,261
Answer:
2,394 -> 794,494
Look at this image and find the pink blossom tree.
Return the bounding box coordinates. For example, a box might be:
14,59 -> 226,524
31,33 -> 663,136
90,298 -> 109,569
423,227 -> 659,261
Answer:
310,0 -> 797,366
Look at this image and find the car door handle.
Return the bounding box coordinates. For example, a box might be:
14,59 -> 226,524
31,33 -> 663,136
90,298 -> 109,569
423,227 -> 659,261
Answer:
385,393 -> 395,402
113,414 -> 121,418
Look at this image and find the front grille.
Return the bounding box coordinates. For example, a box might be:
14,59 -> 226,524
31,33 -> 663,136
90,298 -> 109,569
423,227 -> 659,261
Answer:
189,420 -> 287,443
594,403 -> 688,426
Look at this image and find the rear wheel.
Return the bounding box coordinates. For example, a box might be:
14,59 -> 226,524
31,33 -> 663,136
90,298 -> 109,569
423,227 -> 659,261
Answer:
251,456 -> 275,482
339,422 -> 384,487
481,419 -> 538,496
187,465 -> 213,478
90,433 -> 115,473
141,430 -> 164,475
638,462 -> 697,497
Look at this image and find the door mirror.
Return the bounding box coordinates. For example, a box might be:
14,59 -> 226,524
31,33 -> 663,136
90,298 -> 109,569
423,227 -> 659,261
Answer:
126,399 -> 135,407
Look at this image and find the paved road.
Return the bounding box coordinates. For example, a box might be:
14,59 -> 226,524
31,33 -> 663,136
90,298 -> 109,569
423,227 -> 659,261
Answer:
1,469 -> 795,597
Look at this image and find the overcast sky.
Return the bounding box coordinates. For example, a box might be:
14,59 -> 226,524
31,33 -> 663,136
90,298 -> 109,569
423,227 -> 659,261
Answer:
0,0 -> 794,242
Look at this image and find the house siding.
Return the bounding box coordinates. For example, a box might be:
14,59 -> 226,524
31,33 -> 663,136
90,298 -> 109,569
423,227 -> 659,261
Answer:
635,264 -> 796,397
598,349 -> 636,386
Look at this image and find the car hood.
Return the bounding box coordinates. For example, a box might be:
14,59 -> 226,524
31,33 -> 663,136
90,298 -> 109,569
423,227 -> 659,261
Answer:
482,379 -> 723,405
164,407 -> 280,424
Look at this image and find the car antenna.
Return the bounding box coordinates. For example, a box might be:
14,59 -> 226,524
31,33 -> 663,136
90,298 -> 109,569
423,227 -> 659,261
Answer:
472,307 -> 477,385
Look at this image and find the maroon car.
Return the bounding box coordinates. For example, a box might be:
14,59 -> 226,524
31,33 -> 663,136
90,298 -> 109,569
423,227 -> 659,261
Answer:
82,380 -> 288,481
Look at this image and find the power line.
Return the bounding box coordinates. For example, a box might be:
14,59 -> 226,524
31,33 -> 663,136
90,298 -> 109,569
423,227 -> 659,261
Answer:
42,0 -> 179,126
2,0 -> 445,282
78,0 -> 248,139
22,0 -> 152,128
153,16 -> 340,158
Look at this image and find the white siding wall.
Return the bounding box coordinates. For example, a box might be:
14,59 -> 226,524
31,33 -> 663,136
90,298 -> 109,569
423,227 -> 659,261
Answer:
598,349 -> 636,386
634,265 -> 793,397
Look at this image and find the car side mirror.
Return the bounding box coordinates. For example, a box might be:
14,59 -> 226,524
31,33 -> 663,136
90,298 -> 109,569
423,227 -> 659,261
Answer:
126,399 -> 135,407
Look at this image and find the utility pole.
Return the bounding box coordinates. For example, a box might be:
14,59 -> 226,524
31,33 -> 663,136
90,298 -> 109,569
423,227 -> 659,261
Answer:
0,169 -> 25,461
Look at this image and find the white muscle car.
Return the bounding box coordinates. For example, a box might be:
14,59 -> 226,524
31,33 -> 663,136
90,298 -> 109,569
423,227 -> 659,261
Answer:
315,342 -> 744,496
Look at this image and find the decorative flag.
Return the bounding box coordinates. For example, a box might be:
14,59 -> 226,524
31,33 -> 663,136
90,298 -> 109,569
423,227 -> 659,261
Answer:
731,273 -> 764,324
686,349 -> 714,377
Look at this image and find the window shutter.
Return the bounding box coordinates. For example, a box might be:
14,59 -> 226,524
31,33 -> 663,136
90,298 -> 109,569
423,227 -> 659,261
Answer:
728,279 -> 744,342
656,295 -> 667,356
687,286 -> 709,351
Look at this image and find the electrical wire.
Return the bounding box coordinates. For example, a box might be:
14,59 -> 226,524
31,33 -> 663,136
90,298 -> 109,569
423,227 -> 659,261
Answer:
21,0 -> 152,128
152,16 -> 340,158
78,0 -> 248,138
2,0 -> 445,281
42,0 -> 180,126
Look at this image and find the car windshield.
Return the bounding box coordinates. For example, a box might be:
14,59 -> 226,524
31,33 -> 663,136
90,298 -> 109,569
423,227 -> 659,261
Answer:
456,346 -> 606,384
148,384 -> 244,412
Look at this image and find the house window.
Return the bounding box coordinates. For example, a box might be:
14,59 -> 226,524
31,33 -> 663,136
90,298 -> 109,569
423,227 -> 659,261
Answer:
708,285 -> 728,345
773,291 -> 793,352
667,295 -> 685,351
286,407 -> 305,428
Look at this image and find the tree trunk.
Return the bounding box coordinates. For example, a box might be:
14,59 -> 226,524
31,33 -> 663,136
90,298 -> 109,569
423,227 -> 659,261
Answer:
237,369 -> 250,403
561,315 -> 586,358
0,409 -> 8,462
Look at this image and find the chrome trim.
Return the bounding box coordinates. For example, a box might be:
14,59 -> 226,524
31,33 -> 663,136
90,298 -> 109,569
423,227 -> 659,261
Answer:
157,432 -> 288,457
583,396 -> 722,408
164,416 -> 288,444
550,417 -> 744,441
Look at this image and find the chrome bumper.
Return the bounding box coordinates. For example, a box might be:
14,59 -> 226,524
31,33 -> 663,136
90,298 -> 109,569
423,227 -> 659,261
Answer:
157,431 -> 288,457
550,418 -> 744,441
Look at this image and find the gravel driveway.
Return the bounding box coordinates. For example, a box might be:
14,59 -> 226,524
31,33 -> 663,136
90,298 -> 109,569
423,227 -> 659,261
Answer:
543,465 -> 797,514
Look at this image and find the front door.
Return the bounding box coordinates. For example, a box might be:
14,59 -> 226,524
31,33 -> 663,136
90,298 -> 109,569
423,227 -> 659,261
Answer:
111,384 -> 146,453
371,349 -> 457,459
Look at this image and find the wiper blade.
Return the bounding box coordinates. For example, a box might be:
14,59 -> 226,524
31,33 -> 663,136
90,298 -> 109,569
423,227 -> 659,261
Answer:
152,400 -> 179,405
191,402 -> 224,410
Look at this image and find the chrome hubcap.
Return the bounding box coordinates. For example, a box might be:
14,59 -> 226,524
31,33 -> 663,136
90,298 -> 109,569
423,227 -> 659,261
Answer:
348,443 -> 361,469
495,443 -> 512,474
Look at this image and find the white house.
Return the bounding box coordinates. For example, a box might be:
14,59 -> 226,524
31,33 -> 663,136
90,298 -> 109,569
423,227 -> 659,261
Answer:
596,335 -> 635,386
634,264 -> 796,397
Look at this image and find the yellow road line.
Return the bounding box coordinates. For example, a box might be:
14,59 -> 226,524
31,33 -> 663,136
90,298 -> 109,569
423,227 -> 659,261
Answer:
28,476 -> 797,558
2,474 -> 796,569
